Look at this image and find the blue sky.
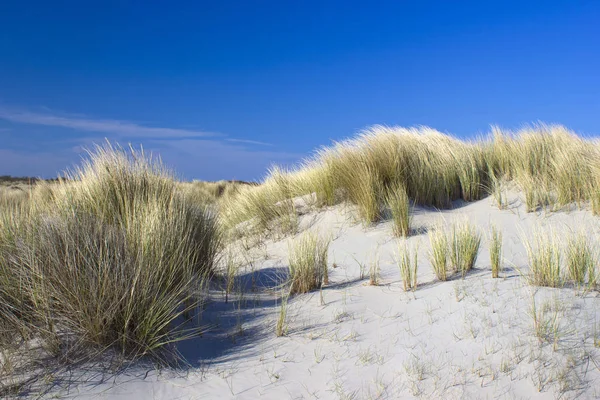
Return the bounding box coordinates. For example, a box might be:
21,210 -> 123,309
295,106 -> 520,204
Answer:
1,1 -> 598,181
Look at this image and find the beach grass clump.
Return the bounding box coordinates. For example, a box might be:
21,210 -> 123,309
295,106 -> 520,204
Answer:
450,221 -> 481,277
288,232 -> 330,294
565,232 -> 596,286
489,225 -> 503,278
429,227 -> 449,281
398,241 -> 418,291
324,145 -> 383,224
178,179 -> 250,205
220,169 -> 298,237
0,143 -> 221,360
386,183 -> 412,237
523,229 -> 562,287
519,174 -> 554,213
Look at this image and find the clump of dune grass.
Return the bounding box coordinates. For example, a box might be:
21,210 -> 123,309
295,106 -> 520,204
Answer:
429,227 -> 449,281
519,175 -> 554,213
398,241 -> 418,291
523,229 -> 562,287
489,225 -> 502,278
386,183 -> 412,237
220,169 -> 298,238
450,221 -> 481,277
178,179 -> 251,205
565,232 -> 596,286
0,142 -> 221,363
288,232 -> 330,294
0,187 -> 29,211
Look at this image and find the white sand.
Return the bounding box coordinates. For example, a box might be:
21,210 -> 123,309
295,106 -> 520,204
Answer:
55,191 -> 600,399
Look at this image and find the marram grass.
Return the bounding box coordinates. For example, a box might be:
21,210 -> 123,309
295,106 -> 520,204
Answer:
287,232 -> 331,294
0,143 -> 221,361
222,124 -> 600,229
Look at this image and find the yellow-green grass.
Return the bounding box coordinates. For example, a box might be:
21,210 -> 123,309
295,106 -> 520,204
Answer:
219,168 -> 298,237
489,225 -> 502,278
565,232 -> 596,287
523,229 -> 562,288
429,227 -> 449,281
287,232 -> 330,294
398,241 -> 418,291
450,221 -> 481,277
178,179 -> 252,205
0,143 -> 221,361
222,124 -> 600,229
386,183 -> 412,237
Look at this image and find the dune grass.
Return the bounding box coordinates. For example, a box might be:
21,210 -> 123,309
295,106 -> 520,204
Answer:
386,183 -> 412,237
287,232 -> 330,294
489,225 -> 503,278
275,292 -> 289,337
0,143 -> 221,363
220,168 -> 298,238
429,227 -> 449,281
221,124 -> 600,231
398,241 -> 418,291
523,229 -> 562,288
565,232 -> 596,287
178,179 -> 252,205
450,221 -> 481,277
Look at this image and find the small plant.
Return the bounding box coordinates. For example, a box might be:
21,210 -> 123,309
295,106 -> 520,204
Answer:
450,221 -> 481,277
529,293 -> 562,348
565,232 -> 595,286
524,229 -> 562,287
398,241 -> 418,291
489,225 -> 502,278
288,232 -> 331,294
275,291 -> 289,337
386,183 -> 412,237
429,227 -> 449,281
369,255 -> 380,286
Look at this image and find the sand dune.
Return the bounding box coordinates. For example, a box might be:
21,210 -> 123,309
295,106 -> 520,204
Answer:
63,189 -> 600,399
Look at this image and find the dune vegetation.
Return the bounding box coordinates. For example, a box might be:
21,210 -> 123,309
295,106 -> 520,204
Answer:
221,124 -> 600,232
3,124 -> 600,397
0,144 -> 221,368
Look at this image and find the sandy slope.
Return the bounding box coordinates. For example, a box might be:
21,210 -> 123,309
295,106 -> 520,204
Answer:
57,191 -> 600,399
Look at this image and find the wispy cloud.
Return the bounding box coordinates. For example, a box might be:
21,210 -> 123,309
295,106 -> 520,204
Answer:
0,105 -> 300,180
0,107 -> 217,139
226,138 -> 273,146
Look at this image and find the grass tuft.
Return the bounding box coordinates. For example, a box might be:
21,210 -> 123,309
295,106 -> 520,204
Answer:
429,227 -> 449,281
288,232 -> 330,294
565,232 -> 596,286
523,229 -> 562,287
449,221 -> 481,277
398,241 -> 418,291
489,225 -> 503,278
386,183 -> 412,237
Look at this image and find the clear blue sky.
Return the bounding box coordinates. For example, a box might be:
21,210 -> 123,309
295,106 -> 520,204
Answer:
1,1 -> 598,181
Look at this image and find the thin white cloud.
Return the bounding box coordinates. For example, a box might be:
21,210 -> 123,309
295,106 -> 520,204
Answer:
0,105 -> 301,180
0,107 -> 217,138
226,138 -> 273,146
